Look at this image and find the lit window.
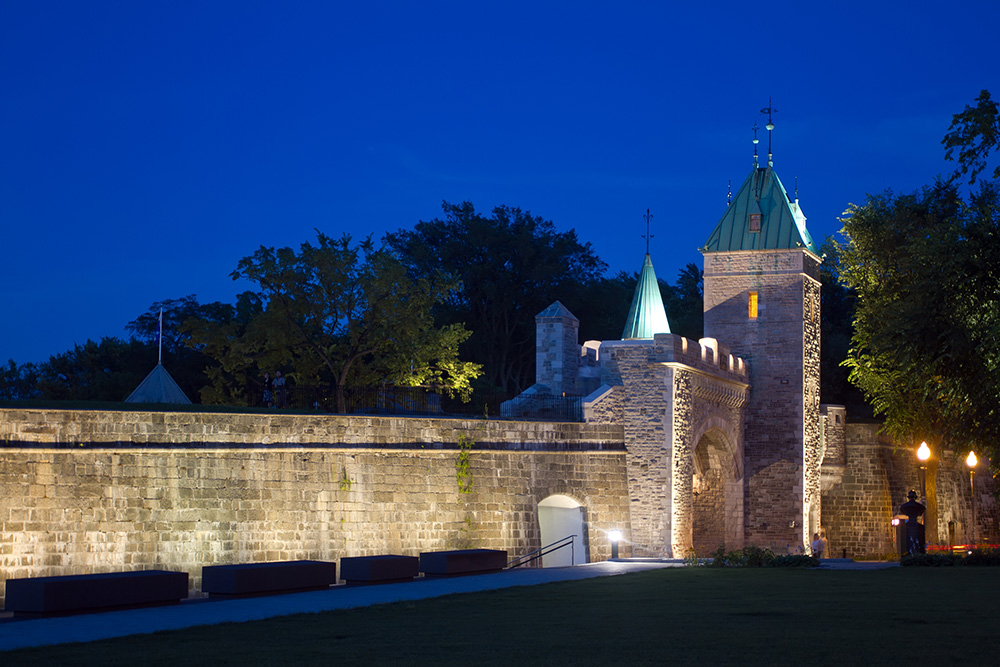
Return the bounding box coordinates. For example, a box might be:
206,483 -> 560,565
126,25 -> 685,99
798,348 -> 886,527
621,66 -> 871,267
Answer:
749,292 -> 758,319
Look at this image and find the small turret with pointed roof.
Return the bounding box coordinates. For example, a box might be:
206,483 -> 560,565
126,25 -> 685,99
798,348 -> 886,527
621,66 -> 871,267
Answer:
622,209 -> 671,339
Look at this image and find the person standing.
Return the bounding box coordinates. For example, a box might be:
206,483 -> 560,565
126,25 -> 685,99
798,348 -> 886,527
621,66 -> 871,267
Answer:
262,372 -> 273,408
811,532 -> 824,558
273,370 -> 286,408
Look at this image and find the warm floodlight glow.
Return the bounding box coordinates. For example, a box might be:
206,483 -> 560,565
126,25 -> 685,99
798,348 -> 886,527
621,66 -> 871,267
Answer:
966,451 -> 978,468
608,530 -> 622,543
917,442 -> 931,462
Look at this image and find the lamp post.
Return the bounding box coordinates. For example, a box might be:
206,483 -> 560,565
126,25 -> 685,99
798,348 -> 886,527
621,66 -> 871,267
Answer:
917,442 -> 931,506
966,451 -> 978,547
608,530 -> 622,560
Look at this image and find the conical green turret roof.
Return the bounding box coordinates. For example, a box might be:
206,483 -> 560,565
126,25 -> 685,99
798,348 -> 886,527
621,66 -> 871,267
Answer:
621,254 -> 671,339
703,166 -> 818,255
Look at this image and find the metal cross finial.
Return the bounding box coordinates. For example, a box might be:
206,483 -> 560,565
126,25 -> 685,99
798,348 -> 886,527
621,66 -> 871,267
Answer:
642,208 -> 654,255
752,122 -> 759,168
760,97 -> 778,166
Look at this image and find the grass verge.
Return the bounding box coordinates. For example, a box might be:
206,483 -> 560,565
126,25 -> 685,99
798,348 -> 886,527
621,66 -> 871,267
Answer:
4,567 -> 998,665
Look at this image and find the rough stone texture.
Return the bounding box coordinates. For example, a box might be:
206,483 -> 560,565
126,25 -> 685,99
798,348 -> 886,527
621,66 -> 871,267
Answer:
535,303 -> 581,396
703,248 -> 822,552
595,335 -> 748,557
0,409 -> 629,608
820,424 -> 999,558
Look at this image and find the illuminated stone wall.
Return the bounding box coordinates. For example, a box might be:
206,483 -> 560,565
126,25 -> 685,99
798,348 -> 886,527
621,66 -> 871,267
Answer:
591,335 -> 749,558
703,248 -> 823,552
0,409 -> 628,607
820,423 -> 999,558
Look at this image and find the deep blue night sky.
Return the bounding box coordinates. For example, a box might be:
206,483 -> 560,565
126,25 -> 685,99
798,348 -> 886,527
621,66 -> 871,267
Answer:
3,1 -> 998,364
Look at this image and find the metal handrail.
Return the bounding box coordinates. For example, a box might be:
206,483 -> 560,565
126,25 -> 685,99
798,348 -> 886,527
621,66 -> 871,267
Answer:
507,534 -> 577,569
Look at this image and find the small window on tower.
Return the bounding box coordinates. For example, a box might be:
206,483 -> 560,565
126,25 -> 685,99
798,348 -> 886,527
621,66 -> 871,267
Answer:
749,291 -> 758,319
749,213 -> 761,232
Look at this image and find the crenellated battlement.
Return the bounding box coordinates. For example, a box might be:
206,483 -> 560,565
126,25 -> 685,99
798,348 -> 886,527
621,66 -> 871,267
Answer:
590,333 -> 748,386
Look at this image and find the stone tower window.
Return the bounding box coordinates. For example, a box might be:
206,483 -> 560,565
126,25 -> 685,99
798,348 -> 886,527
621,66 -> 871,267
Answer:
748,291 -> 758,319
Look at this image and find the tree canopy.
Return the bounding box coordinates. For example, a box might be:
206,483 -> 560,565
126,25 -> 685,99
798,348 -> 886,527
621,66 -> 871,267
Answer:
943,89 -> 1000,185
385,202 -> 607,395
838,180 -> 1000,461
190,231 -> 482,412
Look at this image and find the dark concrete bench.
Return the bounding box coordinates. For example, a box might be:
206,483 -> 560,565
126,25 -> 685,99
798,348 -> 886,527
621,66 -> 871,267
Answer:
201,560 -> 337,598
419,549 -> 508,577
3,570 -> 189,616
340,555 -> 419,585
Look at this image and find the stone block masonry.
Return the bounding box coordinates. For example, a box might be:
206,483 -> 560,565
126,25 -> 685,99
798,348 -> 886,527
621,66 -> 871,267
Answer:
0,409 -> 629,608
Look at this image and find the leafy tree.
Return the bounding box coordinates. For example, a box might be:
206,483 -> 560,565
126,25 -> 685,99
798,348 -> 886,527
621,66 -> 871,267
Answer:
663,262 -> 704,341
943,89 -> 1000,185
838,180 -> 1000,461
817,237 -> 869,416
193,231 -> 482,412
126,295 -> 231,400
0,360 -> 40,400
33,337 -> 158,401
385,202 -> 607,395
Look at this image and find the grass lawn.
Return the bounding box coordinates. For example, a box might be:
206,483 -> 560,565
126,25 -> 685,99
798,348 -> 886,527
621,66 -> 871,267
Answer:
5,567 -> 999,665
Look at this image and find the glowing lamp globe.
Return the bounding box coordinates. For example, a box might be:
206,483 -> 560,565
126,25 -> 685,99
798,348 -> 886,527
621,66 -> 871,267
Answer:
917,442 -> 931,462
967,451 -> 978,468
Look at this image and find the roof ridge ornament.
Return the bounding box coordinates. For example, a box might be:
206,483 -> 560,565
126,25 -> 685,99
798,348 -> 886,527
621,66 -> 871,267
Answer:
760,97 -> 778,167
752,122 -> 759,169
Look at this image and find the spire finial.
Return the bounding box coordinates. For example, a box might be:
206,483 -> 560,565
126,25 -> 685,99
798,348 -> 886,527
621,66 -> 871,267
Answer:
642,208 -> 654,255
752,122 -> 759,169
760,97 -> 778,167
727,179 -> 732,206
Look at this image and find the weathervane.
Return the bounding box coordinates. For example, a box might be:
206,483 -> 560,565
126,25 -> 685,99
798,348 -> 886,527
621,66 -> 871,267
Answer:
760,97 -> 778,167
642,208 -> 654,255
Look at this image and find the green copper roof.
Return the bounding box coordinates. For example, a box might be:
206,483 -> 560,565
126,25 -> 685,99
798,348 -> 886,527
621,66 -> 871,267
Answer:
621,254 -> 671,339
703,166 -> 819,255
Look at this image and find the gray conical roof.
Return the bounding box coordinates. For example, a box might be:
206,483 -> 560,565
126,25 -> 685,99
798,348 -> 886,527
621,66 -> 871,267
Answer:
124,363 -> 192,404
621,254 -> 671,339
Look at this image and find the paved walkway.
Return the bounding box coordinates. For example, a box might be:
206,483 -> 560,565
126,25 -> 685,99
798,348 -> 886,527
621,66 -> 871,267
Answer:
0,558 -> 897,652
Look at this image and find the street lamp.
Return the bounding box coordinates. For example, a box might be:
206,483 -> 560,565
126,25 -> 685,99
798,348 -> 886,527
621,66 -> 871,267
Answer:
966,451 -> 978,547
917,442 -> 931,505
608,530 -> 622,559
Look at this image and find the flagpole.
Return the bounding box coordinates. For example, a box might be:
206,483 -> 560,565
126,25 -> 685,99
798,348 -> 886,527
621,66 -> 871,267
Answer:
158,308 -> 163,365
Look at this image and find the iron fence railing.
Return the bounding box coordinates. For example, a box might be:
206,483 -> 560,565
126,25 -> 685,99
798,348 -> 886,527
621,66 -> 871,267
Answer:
500,394 -> 583,421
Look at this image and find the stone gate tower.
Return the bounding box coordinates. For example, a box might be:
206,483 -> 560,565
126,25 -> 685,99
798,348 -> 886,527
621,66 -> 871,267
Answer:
702,159 -> 822,552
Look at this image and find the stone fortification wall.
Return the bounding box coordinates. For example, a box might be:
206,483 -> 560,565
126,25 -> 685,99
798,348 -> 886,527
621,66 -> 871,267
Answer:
0,409 -> 628,608
821,423 -> 998,558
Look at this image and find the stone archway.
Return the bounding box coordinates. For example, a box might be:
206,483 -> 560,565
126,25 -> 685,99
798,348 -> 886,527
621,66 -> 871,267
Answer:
674,412 -> 744,558
692,428 -> 741,554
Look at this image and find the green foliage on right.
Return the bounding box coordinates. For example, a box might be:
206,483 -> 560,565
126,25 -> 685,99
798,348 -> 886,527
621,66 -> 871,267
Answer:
838,180 -> 1000,459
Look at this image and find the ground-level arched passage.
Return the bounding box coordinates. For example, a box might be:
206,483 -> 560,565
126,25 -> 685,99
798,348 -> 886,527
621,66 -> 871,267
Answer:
538,494 -> 588,566
692,428 -> 742,554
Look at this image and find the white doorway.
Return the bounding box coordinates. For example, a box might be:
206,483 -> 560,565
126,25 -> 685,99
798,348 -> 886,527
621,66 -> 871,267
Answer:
537,495 -> 587,566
